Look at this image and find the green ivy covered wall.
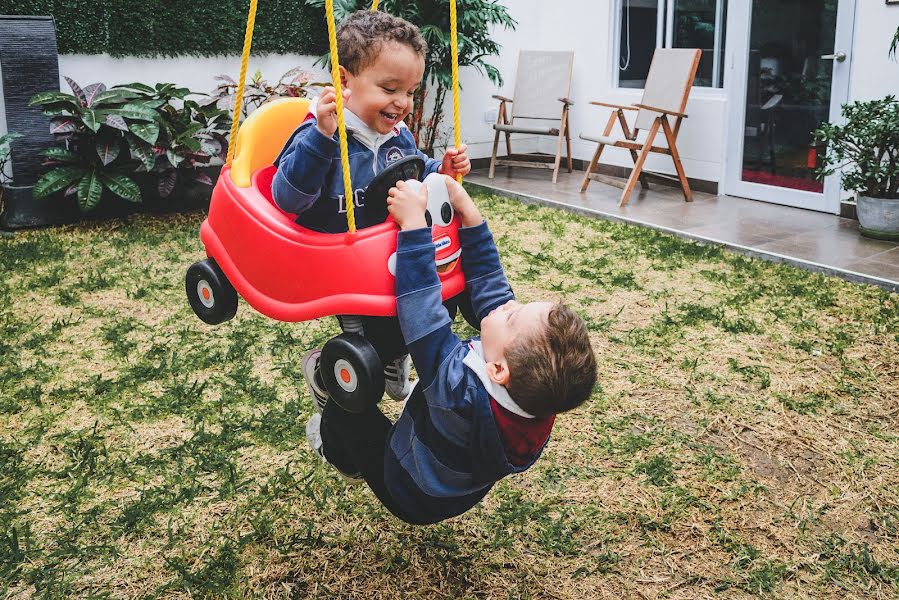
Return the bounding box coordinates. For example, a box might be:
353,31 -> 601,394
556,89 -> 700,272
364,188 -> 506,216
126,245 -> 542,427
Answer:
0,1 -> 329,56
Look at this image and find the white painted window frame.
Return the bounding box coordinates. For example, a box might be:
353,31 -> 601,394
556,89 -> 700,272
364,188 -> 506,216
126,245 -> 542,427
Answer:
613,0 -> 727,91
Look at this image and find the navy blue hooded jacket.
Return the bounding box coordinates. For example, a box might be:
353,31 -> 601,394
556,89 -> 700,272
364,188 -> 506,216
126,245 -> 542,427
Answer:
386,221 -> 552,524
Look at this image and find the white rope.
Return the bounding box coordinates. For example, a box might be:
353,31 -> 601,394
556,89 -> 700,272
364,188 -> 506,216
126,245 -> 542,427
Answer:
619,0 -> 631,71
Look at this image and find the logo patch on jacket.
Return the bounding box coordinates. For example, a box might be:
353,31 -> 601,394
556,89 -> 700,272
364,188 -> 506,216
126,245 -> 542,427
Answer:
386,147 -> 405,164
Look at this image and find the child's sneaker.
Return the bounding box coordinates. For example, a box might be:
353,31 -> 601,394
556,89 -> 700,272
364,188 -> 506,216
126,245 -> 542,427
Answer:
305,413 -> 363,484
301,348 -> 329,413
384,354 -> 414,401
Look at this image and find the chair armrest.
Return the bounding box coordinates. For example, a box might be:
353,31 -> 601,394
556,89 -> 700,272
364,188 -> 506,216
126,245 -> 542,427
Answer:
558,97 -> 574,106
492,94 -> 513,103
589,101 -> 638,111
632,103 -> 688,119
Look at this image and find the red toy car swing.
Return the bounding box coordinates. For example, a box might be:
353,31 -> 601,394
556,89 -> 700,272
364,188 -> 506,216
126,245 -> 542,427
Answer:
187,0 -> 472,413
185,98 -> 468,412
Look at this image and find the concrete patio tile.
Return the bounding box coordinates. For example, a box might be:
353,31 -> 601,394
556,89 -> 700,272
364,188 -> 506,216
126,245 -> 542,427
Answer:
680,222 -> 780,248
754,228 -> 899,268
847,247 -> 899,283
865,246 -> 899,265
465,168 -> 899,291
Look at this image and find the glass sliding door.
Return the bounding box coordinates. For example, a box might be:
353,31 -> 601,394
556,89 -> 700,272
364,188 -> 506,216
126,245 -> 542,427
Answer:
724,0 -> 855,213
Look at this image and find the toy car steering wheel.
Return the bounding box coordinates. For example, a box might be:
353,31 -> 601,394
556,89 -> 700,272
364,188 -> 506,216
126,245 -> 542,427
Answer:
364,155 -> 425,224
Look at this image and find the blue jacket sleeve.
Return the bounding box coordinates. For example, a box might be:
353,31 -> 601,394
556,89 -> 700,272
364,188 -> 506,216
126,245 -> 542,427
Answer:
395,227 -> 461,389
458,221 -> 514,321
271,122 -> 337,215
419,150 -> 441,177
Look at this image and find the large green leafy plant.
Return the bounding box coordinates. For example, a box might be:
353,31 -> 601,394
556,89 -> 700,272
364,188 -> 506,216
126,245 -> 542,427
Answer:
305,0 -> 515,155
815,96 -> 899,199
210,67 -> 326,120
30,78 -> 229,212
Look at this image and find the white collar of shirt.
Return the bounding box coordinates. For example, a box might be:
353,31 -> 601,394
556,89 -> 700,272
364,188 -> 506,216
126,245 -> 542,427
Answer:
308,97 -> 401,153
463,341 -> 536,419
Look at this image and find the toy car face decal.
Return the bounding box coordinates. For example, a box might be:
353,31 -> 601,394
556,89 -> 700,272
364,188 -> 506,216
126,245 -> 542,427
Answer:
434,235 -> 461,274
425,180 -> 454,227
385,238 -> 461,277
388,252 -> 398,276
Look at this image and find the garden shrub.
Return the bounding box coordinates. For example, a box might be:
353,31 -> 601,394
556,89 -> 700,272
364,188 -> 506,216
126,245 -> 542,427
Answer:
0,0 -> 329,57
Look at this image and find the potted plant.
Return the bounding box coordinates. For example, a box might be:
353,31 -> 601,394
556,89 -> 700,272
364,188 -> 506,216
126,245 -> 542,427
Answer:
29,78 -> 230,216
815,96 -> 899,240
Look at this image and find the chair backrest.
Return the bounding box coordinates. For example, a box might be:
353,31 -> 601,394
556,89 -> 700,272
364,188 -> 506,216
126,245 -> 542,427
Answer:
510,50 -> 574,121
230,97 -> 312,187
635,48 -> 701,131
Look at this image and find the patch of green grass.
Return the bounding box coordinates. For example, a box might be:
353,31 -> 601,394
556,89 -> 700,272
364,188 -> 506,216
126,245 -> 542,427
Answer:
727,358 -> 771,390
634,454 -> 676,487
821,535 -> 899,587
775,392 -> 827,415
0,198 -> 896,598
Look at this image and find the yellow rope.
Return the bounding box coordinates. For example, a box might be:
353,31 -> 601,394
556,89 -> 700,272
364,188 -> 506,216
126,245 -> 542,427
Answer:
370,0 -> 380,10
449,0 -> 463,183
326,0 -> 357,233
226,0 -> 258,164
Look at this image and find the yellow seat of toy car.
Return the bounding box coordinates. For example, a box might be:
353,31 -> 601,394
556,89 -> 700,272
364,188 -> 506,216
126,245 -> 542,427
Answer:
230,97 -> 312,188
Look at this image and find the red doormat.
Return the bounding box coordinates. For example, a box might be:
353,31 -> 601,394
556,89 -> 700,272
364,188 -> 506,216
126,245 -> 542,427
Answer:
741,169 -> 823,193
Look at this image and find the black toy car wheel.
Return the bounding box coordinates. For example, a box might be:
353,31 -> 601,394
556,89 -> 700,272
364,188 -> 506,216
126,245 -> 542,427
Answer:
364,155 -> 426,224
185,258 -> 238,325
320,333 -> 384,414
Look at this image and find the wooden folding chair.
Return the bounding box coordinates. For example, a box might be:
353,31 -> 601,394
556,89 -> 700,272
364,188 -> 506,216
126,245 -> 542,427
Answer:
489,51 -> 574,184
580,48 -> 701,206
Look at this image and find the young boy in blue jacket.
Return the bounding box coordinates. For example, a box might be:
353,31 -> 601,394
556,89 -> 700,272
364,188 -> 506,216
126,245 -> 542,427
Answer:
271,10 -> 471,403
306,177 -> 598,525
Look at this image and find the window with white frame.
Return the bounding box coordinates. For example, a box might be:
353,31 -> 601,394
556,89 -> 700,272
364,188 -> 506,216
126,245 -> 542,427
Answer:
617,0 -> 727,89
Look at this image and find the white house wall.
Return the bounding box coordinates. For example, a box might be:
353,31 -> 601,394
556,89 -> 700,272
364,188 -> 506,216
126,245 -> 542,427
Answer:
58,54 -> 329,101
848,1 -> 899,102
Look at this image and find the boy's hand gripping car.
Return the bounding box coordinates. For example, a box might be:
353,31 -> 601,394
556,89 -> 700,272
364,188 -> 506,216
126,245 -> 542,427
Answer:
186,98 -> 468,413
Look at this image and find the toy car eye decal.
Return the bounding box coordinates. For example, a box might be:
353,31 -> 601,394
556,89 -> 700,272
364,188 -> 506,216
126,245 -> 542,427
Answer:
426,183 -> 453,227
441,202 -> 453,225
387,252 -> 397,276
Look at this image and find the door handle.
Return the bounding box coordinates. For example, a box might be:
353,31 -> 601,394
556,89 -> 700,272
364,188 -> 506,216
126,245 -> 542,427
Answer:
821,51 -> 846,62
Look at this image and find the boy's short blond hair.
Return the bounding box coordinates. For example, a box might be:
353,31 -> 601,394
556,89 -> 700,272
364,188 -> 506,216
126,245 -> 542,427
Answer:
506,303 -> 597,417
337,10 -> 427,75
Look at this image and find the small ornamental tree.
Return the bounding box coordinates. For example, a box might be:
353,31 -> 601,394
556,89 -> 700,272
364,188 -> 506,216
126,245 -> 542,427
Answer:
815,96 -> 899,199
890,26 -> 898,59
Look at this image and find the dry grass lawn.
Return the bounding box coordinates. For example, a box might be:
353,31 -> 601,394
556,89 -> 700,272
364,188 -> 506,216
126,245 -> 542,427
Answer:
0,192 -> 897,599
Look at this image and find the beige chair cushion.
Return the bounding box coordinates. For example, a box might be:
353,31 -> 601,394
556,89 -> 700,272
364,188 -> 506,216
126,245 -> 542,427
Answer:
579,133 -> 625,145
495,122 -> 560,136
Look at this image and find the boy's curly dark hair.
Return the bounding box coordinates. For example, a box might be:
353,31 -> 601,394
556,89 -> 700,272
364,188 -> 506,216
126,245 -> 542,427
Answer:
505,303 -> 597,418
337,10 -> 427,75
